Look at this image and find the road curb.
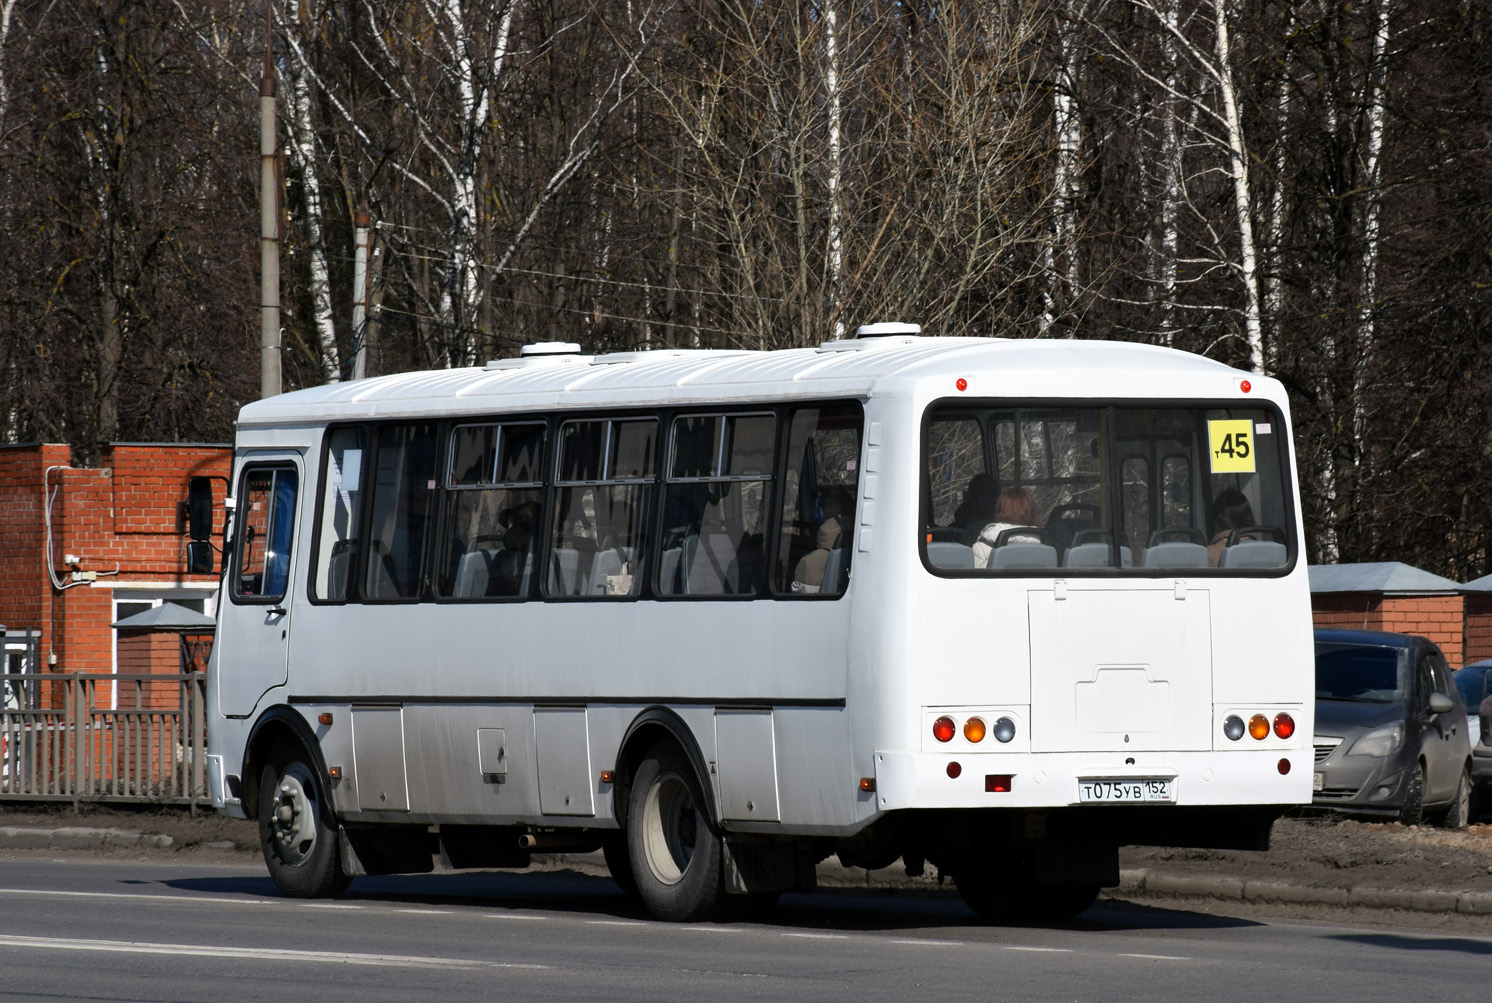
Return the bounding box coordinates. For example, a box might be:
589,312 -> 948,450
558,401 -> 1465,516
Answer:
1118,866 -> 1492,916
0,826 -> 173,851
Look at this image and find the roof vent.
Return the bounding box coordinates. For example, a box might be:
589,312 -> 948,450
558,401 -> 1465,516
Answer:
519,341 -> 583,357
855,322 -> 922,338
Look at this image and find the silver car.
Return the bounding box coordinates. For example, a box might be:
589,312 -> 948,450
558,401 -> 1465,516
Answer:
1313,629 -> 1472,826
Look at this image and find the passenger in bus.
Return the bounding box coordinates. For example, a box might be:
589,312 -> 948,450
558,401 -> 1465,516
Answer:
953,472 -> 1001,543
1206,488 -> 1255,566
792,490 -> 851,593
970,487 -> 1040,567
490,502 -> 538,595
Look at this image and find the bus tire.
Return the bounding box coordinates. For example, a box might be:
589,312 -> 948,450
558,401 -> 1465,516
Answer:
258,738 -> 350,898
602,832 -> 639,898
626,742 -> 726,922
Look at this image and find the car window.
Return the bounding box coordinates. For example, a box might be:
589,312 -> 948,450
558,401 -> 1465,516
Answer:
1315,643 -> 1407,703
1415,656 -> 1436,712
1427,651 -> 1458,705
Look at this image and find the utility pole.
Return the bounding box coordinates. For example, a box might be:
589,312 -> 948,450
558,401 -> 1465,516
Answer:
352,209 -> 371,380
259,2 -> 282,399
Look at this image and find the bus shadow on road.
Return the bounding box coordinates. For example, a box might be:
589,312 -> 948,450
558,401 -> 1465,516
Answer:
160,867 -> 1259,934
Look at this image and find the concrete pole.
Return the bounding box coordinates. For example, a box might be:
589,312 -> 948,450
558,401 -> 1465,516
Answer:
352,210 -> 370,380
259,27 -> 281,399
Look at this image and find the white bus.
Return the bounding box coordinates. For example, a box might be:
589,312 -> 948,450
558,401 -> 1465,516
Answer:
207,325 -> 1313,921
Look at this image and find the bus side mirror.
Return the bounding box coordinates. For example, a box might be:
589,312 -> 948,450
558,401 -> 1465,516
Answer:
187,540 -> 214,575
188,477 -> 214,541
186,477 -> 215,574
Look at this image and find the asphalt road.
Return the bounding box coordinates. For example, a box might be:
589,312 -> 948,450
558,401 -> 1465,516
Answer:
0,858 -> 1489,1002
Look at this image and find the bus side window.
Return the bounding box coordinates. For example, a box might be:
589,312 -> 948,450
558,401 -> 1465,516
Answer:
438,422 -> 545,599
364,423 -> 439,600
232,465 -> 298,602
312,427 -> 366,601
661,413 -> 775,597
775,404 -> 861,596
549,418 -> 658,598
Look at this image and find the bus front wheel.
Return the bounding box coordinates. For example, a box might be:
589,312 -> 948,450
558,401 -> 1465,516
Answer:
626,742 -> 726,921
257,738 -> 351,898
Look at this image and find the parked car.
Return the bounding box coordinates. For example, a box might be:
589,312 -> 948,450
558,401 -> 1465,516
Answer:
1454,660 -> 1492,746
1313,629 -> 1472,826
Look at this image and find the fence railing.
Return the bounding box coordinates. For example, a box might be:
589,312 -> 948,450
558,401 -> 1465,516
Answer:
0,672 -> 207,807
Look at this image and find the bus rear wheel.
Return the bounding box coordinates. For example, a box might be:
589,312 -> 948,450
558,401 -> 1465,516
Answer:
257,738 -> 350,898
626,742 -> 726,922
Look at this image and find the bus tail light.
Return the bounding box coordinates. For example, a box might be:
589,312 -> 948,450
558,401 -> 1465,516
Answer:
946,762 -> 962,779
993,717 -> 1016,743
933,716 -> 956,743
1223,715 -> 1246,741
1273,712 -> 1295,739
963,717 -> 987,743
1248,714 -> 1270,740
985,774 -> 1012,793
1277,758 -> 1291,775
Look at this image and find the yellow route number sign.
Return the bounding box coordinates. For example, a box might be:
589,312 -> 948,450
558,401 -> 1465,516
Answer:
1209,419 -> 1255,473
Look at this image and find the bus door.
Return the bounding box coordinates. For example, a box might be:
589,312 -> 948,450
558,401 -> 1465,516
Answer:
219,452 -> 303,718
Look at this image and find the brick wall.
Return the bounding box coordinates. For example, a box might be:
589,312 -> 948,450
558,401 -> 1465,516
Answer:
1312,593 -> 1466,666
1464,594 -> 1492,665
0,443 -> 230,678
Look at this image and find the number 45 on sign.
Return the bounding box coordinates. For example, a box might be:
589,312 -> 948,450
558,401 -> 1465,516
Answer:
1209,419 -> 1255,473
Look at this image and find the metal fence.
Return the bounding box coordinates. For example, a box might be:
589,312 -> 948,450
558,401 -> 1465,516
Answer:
0,672 -> 208,807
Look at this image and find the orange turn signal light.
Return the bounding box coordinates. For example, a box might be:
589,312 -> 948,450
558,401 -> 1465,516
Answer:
859,777 -> 876,792
1248,714 -> 1270,740
963,717 -> 987,743
317,713 -> 333,726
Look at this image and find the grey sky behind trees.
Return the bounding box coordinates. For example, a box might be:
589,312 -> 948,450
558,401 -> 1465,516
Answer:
1,0 -> 1489,579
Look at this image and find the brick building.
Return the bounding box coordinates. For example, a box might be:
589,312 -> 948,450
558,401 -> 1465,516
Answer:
1309,562 -> 1466,666
0,442 -> 232,682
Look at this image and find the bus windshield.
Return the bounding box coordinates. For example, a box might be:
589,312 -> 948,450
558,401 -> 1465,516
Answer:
924,403 -> 1293,573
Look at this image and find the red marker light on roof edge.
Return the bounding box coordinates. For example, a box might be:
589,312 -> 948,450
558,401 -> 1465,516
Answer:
955,377 -> 968,392
1240,379 -> 1252,393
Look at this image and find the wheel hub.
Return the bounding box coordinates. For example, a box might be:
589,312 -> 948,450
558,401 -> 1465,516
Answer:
269,767 -> 319,865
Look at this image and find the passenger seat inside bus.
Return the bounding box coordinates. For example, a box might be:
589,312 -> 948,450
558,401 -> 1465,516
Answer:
587,546 -> 635,594
927,541 -> 975,569
453,548 -> 494,597
1219,526 -> 1287,568
1141,528 -> 1210,568
1062,528 -> 1133,568
987,528 -> 1058,569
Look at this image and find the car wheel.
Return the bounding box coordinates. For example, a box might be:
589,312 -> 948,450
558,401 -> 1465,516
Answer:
1435,764 -> 1472,829
257,738 -> 351,898
626,741 -> 727,922
1397,762 -> 1426,827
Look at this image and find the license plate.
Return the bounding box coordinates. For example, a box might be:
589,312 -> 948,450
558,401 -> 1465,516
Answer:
1078,778 -> 1173,803
1313,772 -> 1324,792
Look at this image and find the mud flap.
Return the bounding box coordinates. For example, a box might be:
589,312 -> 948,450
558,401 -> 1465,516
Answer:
339,825 -> 435,877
